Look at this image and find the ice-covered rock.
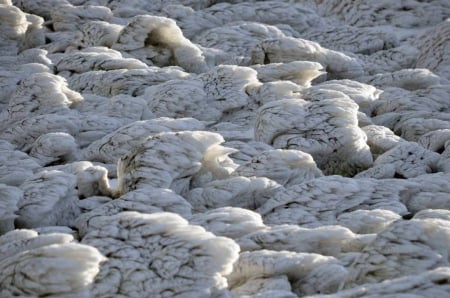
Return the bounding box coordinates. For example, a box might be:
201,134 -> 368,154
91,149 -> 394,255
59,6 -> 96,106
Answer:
16,170 -> 81,228
117,131 -> 237,195
257,175 -> 409,227
356,141 -> 442,178
345,217 -> 450,286
186,176 -> 281,212
50,4 -> 113,32
228,250 -> 348,296
255,93 -> 373,176
80,211 -> 239,297
0,145 -> 41,186
234,149 -> 323,187
74,186 -> 192,237
0,229 -> 105,297
251,36 -> 365,80
112,15 -> 208,73
83,117 -> 205,164
0,184 -> 22,234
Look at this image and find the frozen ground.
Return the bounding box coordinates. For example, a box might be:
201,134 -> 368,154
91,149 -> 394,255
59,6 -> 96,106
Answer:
0,0 -> 450,297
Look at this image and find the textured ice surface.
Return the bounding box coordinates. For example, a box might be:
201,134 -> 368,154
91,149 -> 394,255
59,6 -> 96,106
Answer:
1,0 -> 450,296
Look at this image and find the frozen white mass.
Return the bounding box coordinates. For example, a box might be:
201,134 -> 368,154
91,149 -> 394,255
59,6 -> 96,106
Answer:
1,0 -> 450,296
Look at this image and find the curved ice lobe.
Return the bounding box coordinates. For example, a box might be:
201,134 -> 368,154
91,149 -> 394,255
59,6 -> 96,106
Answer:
165,1 -> 324,39
238,224 -> 373,257
248,79 -> 309,114
190,207 -> 266,240
0,229 -> 105,297
398,173 -> 450,214
76,113 -> 132,148
50,4 -> 112,32
75,164 -> 115,199
18,13 -> 47,53
40,30 -> 84,54
0,230 -> 71,262
400,117 -> 450,143
418,129 -> 450,154
0,48 -> 51,71
117,131 -> 237,196
257,175 -> 409,227
372,85 -> 450,116
357,44 -> 420,75
192,21 -> 289,66
250,37 -> 365,80
12,0 -> 71,20
356,141 -> 442,179
52,47 -> 147,75
361,68 -> 443,91
0,4 -> 47,54
224,140 -> 274,165
414,19 -> 450,80
141,65 -> 259,123
304,79 -> 380,115
234,149 -> 323,187
16,170 -> 81,229
0,184 -> 22,234
185,176 -> 281,212
29,132 -> 79,166
0,63 -> 52,111
72,93 -> 150,123
407,117 -> 450,145
336,209 -> 401,234
4,72 -> 82,125
0,4 -> 28,45
251,61 -> 324,87
370,112 -> 450,145
112,15 -> 208,73
75,186 -> 192,237
255,94 -> 372,177
228,250 -> 348,296
0,113 -> 80,151
67,66 -> 190,97
80,211 -> 239,297
302,24 -> 398,55
0,144 -> 41,186
4,106 -> 133,153
344,217 -> 450,287
361,125 -> 404,157
79,20 -> 123,48
351,90 -> 450,141
83,117 -> 205,164
230,275 -> 297,298
143,79 -> 219,121
199,65 -> 260,115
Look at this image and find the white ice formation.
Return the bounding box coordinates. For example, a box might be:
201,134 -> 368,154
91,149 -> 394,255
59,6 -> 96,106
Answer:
1,0 -> 450,297
233,149 -> 323,187
0,229 -> 105,297
80,211 -> 239,297
254,94 -> 373,176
